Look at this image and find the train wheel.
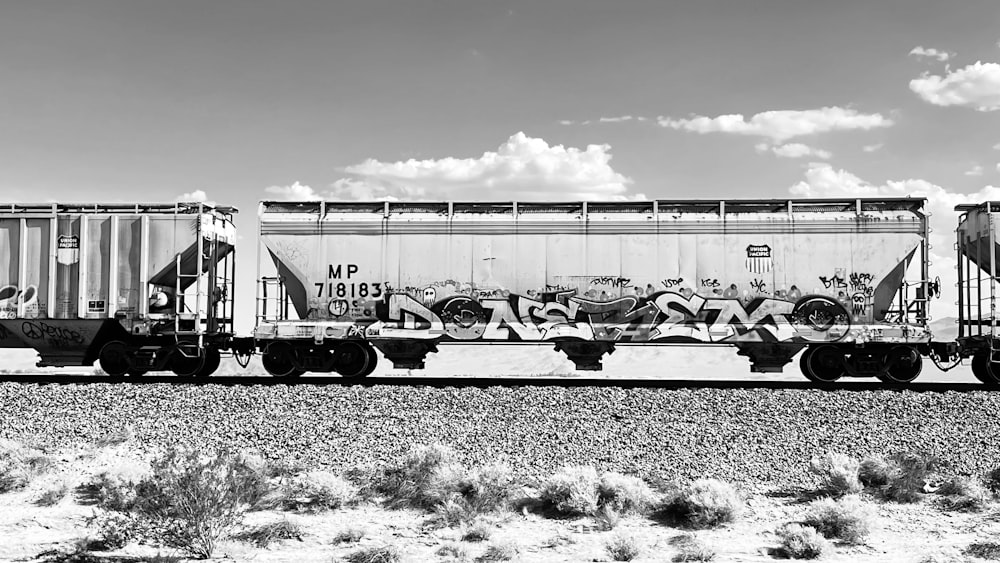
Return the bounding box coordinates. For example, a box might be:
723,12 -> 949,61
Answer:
99,341 -> 132,377
877,346 -> 922,383
195,347 -> 222,377
262,343 -> 302,377
800,345 -> 844,383
334,341 -> 374,378
360,344 -> 378,376
170,348 -> 206,377
972,352 -> 1000,385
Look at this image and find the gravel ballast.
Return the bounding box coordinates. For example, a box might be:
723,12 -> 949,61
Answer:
1,382 -> 998,489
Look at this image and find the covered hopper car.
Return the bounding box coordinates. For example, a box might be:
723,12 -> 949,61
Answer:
5,196 -> 1000,384
254,198 -> 950,383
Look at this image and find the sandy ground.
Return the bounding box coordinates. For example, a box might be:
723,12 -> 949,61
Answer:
0,444 -> 996,563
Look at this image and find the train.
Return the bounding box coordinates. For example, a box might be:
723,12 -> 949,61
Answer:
0,197 -> 998,384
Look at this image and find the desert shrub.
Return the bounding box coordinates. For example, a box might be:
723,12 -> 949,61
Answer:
809,451 -> 862,496
437,542 -> 470,560
83,460 -> 151,511
596,505 -> 621,530
777,523 -> 827,559
882,451 -> 940,503
280,470 -> 358,511
332,527 -> 366,544
459,463 -> 517,514
130,447 -> 264,558
936,476 -> 990,512
605,532 -> 641,561
986,467 -> 1000,495
378,444 -> 465,510
35,483 -> 68,506
539,465 -> 600,516
672,541 -> 716,562
477,541 -> 518,561
85,511 -> 137,551
345,545 -> 401,563
965,542 -> 1000,560
801,495 -> 874,544
598,472 -> 657,515
460,519 -> 493,542
0,439 -> 49,493
858,456 -> 891,489
656,479 -> 742,529
434,464 -> 518,526
232,518 -> 303,547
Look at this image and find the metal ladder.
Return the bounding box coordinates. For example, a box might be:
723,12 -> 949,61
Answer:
257,276 -> 288,324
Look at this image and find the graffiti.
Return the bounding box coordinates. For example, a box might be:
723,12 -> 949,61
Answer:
750,279 -> 768,293
21,320 -> 84,347
369,291 -> 850,345
851,292 -> 867,316
590,276 -> 631,288
849,272 -> 875,297
0,284 -> 39,319
700,278 -> 720,288
662,278 -> 684,289
819,274 -> 847,290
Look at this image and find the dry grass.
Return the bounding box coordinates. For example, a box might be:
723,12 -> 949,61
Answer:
800,495 -> 874,545
232,518 -> 304,547
332,527 -> 366,545
605,532 -> 641,561
809,451 -> 862,496
964,542 -> 1000,560
777,523 -> 827,559
378,444 -> 465,511
656,479 -> 742,529
345,545 -> 401,563
539,465 -> 600,516
0,439 -> 51,493
460,519 -> 493,542
882,451 -> 940,503
936,476 -> 990,512
859,456 -> 891,489
280,470 -> 358,511
437,542 -> 470,561
598,472 -> 657,515
476,540 -> 519,561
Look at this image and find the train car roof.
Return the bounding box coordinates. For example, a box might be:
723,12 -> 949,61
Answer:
259,198 -> 926,215
0,202 -> 238,215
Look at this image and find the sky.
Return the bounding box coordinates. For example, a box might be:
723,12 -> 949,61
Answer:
1,0 -> 1000,375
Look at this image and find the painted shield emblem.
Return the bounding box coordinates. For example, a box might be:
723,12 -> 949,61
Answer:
746,244 -> 773,274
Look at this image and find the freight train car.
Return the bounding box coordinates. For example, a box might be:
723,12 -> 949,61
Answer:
254,198 -> 939,382
0,203 -> 240,376
956,202 -> 1000,384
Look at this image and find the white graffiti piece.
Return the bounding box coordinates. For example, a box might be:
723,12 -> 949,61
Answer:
369,291 -> 850,344
0,284 -> 38,319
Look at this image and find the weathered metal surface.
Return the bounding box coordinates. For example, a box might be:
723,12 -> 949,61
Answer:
258,199 -> 930,346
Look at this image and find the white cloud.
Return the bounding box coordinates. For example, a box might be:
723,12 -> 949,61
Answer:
558,120 -> 575,125
324,132 -> 637,201
909,46 -> 952,62
658,107 -> 893,142
174,190 -> 214,205
264,181 -> 321,200
909,61 -> 1000,111
862,143 -> 884,153
789,162 -> 1000,316
755,143 -> 832,159
965,165 -> 984,176
993,142 -> 1000,150
599,115 -> 634,123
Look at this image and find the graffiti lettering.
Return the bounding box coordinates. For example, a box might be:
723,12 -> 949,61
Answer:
700,278 -> 720,288
750,279 -> 768,293
20,320 -> 84,347
590,276 -> 631,288
849,272 -> 875,297
819,275 -> 847,290
366,291 -> 850,346
662,278 -> 684,289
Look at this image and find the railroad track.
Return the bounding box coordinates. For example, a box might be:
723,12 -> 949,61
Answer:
0,372 -> 991,392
